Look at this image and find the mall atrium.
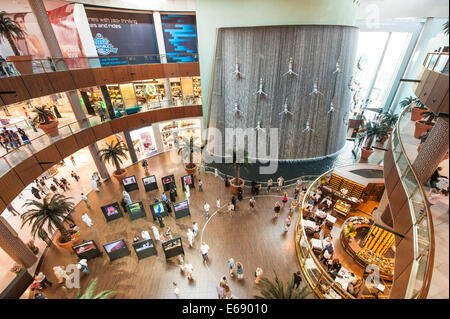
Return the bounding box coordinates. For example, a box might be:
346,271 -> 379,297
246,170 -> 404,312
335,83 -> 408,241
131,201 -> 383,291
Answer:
0,0 -> 448,302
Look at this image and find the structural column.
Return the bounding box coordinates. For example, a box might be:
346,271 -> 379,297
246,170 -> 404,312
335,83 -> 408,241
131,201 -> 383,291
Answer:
123,130 -> 138,163
412,116 -> 449,184
372,190 -> 393,228
0,217 -> 37,268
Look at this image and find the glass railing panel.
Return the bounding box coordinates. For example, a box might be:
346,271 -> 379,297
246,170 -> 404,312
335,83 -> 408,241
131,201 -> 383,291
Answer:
3,147 -> 34,166
395,153 -> 410,176
402,168 -> 419,198
0,158 -> 11,177
410,252 -> 429,298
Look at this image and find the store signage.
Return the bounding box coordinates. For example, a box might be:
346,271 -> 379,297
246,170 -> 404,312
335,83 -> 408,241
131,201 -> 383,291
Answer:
93,33 -> 118,55
145,84 -> 157,96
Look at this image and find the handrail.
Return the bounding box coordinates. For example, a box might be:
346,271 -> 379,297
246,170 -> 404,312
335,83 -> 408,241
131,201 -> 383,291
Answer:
0,53 -> 199,77
0,103 -> 201,176
391,103 -> 435,298
294,164 -> 358,299
423,51 -> 449,74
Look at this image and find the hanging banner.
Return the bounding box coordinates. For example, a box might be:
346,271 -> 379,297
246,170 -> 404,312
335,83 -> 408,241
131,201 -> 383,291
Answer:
85,9 -> 160,66
161,14 -> 198,63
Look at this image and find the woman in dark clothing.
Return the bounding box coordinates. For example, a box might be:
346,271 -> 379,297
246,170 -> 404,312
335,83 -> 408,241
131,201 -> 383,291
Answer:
169,186 -> 177,202
18,128 -> 30,144
164,199 -> 172,214
231,195 -> 237,211
53,105 -> 62,118
225,175 -> 230,187
31,186 -> 41,199
120,198 -> 128,212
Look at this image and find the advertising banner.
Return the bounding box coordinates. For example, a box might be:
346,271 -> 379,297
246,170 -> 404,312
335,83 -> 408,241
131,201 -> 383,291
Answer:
0,12 -> 49,59
161,14 -> 198,63
85,9 -> 160,66
48,4 -> 89,69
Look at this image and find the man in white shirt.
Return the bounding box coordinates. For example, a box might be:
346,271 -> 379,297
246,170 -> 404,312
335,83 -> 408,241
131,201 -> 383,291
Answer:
204,202 -> 210,219
200,242 -> 210,263
81,193 -> 90,208
77,259 -> 90,275
428,188 -> 447,205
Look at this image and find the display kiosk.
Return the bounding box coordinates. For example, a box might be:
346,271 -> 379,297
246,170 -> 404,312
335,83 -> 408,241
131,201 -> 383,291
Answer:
132,238 -> 157,260
103,239 -> 131,262
150,201 -> 168,220
122,175 -> 139,192
181,174 -> 195,191
101,202 -> 124,222
72,240 -> 102,260
161,174 -> 175,191
173,200 -> 191,219
162,237 -> 184,260
142,175 -> 158,192
127,201 -> 146,221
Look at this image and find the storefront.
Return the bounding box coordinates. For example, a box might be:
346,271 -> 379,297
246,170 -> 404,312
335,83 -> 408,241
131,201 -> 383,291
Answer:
129,126 -> 158,160
159,118 -> 201,152
169,77 -> 202,106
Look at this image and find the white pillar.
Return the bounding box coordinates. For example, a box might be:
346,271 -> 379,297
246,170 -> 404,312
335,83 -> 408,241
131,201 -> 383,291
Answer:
152,123 -> 164,153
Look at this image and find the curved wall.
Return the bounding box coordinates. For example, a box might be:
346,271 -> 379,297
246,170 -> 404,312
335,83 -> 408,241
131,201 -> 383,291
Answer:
208,25 -> 359,159
0,105 -> 203,213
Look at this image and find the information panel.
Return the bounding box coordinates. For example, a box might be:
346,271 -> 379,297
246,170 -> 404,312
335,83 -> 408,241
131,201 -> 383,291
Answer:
142,175 -> 158,192
173,200 -> 190,219
162,237 -> 184,260
132,238 -> 157,260
128,201 -> 146,221
122,175 -> 139,192
149,201 -> 168,220
181,174 -> 195,191
72,240 -> 102,260
103,239 -> 131,261
101,202 -> 124,222
161,174 -> 175,191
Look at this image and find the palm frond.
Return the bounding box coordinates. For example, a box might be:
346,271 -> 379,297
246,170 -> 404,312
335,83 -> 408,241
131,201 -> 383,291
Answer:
78,278 -> 116,299
254,272 -> 310,299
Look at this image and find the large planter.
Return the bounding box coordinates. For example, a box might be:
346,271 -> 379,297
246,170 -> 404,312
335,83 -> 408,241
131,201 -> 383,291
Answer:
38,120 -> 59,137
184,163 -> 198,175
360,147 -> 374,160
113,168 -> 127,181
414,120 -> 434,139
410,107 -> 427,121
348,119 -> 362,129
230,178 -> 245,195
55,234 -> 81,252
6,55 -> 33,75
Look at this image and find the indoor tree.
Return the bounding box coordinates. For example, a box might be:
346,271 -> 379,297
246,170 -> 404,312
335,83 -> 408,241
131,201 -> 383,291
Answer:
399,96 -> 415,109
98,140 -> 129,175
363,121 -> 383,150
178,136 -> 203,174
0,11 -> 25,56
227,149 -> 249,187
380,111 -> 399,130
77,278 -> 116,299
32,105 -> 54,125
254,272 -> 310,299
21,194 -> 75,243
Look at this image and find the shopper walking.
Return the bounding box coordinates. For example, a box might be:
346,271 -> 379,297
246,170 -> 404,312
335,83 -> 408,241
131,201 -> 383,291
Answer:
123,190 -> 132,205
293,271 -> 303,289
91,175 -> 99,192
165,227 -> 173,240
204,202 -> 210,219
184,263 -> 194,280
31,186 -> 41,199
216,198 -> 221,211
224,175 -> 230,188
184,185 -> 190,203
200,242 -> 210,264
294,185 -> 300,200
227,202 -> 234,217
70,155 -> 76,166
282,191 -> 288,207
224,284 -> 232,299
227,258 -> 235,277
81,193 -> 90,208
274,201 -> 281,218
50,183 -> 58,193
255,267 -> 263,284
18,128 -> 30,145
6,204 -> 20,216
231,195 -> 237,210
40,179 -> 50,192
71,171 -> 80,182
141,159 -> 149,175
173,282 -> 179,296
284,215 -> 292,232
77,259 -> 90,275
198,179 -> 203,192
192,222 -> 199,237
36,183 -> 46,195
27,116 -> 38,132
277,176 -> 284,192
35,272 -> 53,289
187,228 -> 195,247
249,197 -> 256,212
236,262 -> 244,280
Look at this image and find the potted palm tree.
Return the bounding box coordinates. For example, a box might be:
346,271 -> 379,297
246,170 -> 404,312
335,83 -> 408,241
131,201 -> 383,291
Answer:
228,150 -> 249,195
254,272 -> 310,299
408,97 -> 427,121
414,110 -> 436,139
32,105 -> 59,137
0,11 -> 32,74
77,278 -> 116,299
98,140 -> 129,181
360,121 -> 381,160
379,111 -> 398,132
375,123 -> 390,145
21,194 -> 80,252
178,136 -> 199,175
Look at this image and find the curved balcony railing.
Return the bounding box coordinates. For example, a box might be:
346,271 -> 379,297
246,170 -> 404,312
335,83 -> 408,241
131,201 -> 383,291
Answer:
423,52 -> 449,75
0,53 -> 199,77
390,104 -> 434,298
294,164 -> 357,299
0,103 -> 202,178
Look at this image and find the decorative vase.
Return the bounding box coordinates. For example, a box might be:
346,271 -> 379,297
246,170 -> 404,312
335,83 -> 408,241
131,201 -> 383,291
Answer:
414,120 -> 434,139
360,147 -> 374,160
55,233 -> 81,252
38,120 -> 59,137
113,168 -> 127,182
230,178 -> 245,195
184,163 -> 198,175
410,107 -> 427,121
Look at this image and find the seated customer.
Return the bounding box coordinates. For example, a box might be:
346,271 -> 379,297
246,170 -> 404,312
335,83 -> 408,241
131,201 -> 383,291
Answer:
328,258 -> 342,277
347,278 -> 361,297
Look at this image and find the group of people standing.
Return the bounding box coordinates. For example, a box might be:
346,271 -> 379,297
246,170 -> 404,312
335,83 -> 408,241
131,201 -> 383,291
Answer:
0,127 -> 31,153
